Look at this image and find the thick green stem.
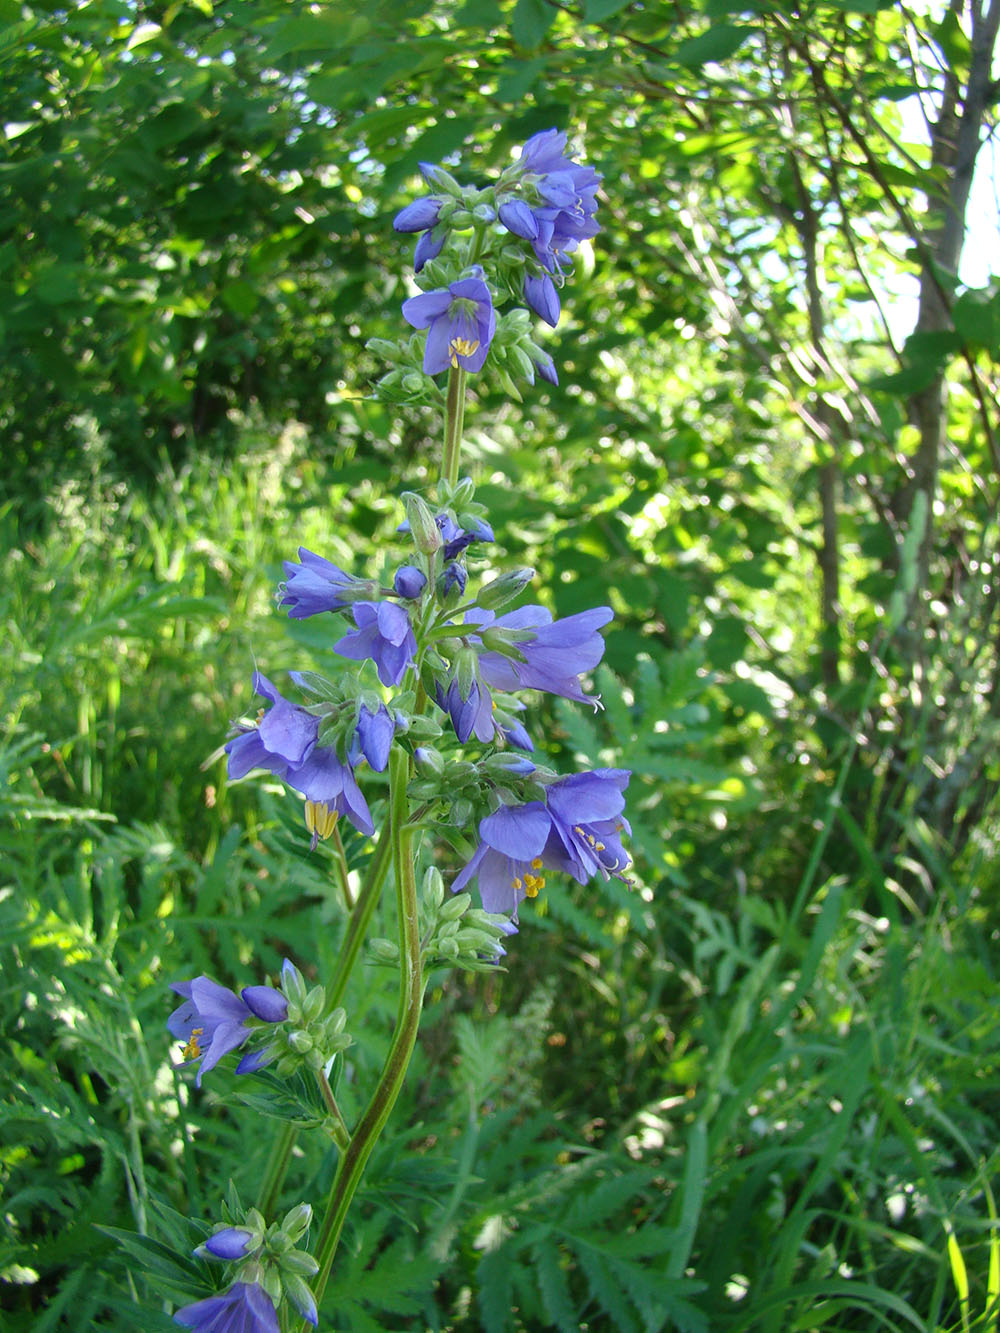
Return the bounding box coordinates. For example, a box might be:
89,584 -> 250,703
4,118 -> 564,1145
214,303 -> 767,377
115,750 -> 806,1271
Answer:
255,829 -> 393,1216
329,826 -> 394,1009
441,366 -> 467,488
305,748 -> 424,1325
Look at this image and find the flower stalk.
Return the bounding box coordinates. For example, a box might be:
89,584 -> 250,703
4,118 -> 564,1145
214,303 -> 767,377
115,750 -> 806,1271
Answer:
305,747 -> 424,1326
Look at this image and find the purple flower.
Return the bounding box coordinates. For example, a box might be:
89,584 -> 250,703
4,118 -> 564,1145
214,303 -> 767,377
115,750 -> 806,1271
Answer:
349,701 -> 396,772
501,130 -> 601,275
279,548 -> 371,619
393,565 -> 427,599
393,196 -> 442,233
474,605 -> 613,704
452,769 -> 631,922
402,269 -> 496,374
334,601 -> 417,687
393,196 -> 447,273
225,673 -> 375,836
174,1282 -> 280,1333
203,1228 -> 255,1260
524,274 -> 560,327
167,975 -> 288,1087
397,511 -> 495,560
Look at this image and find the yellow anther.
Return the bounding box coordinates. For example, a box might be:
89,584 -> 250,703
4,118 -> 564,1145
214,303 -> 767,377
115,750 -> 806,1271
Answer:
182,1027 -> 204,1060
511,876 -> 523,890
304,800 -> 339,842
448,336 -> 479,367
255,707 -> 267,726
531,858 -> 543,870
586,834 -> 597,846
595,841 -> 605,851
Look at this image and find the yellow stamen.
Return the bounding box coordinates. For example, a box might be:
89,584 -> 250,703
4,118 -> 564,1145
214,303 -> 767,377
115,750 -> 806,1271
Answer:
531,858 -> 543,870
182,1027 -> 204,1060
449,336 -> 479,368
304,800 -> 339,842
511,876 -> 522,890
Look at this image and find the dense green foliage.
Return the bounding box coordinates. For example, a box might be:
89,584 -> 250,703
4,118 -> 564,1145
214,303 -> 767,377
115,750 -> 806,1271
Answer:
3,0 -> 999,1329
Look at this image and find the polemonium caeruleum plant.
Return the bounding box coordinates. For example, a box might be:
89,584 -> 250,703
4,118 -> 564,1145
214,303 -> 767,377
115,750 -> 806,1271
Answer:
161,130 -> 629,1330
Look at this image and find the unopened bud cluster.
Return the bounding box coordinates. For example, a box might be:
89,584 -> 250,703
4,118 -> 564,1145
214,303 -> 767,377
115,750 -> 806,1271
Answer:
265,962 -> 352,1075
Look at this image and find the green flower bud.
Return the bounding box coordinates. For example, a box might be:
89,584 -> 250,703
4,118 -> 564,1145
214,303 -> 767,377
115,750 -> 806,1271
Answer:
454,647 -> 479,700
437,918 -> 461,939
402,492 -> 443,554
280,1248 -> 320,1277
302,986 -> 326,1023
436,936 -> 460,959
449,208 -> 474,228
422,865 -> 445,908
477,568 -> 535,611
281,1204 -> 312,1243
496,368 -> 523,402
402,372 -> 426,394
414,746 -> 445,778
369,938 -> 400,963
452,797 -> 473,827
366,337 -> 402,360
440,891 -> 472,922
287,1030 -> 314,1054
281,962 -> 308,1009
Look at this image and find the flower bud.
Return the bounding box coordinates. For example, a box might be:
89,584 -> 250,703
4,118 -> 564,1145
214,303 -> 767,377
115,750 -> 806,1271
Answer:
394,564 -> 427,599
452,797 -> 473,827
422,865 -> 445,908
438,561 -> 467,603
402,372 -> 427,394
302,986 -> 326,1023
287,1030 -> 314,1054
508,345 -> 536,382
369,938 -> 400,963
476,568 -> 535,610
281,1204 -> 313,1243
414,746 -> 445,777
281,1249 -> 320,1277
448,476 -> 476,508
440,891 -> 472,921
419,162 -> 463,195
402,492 -> 443,554
454,647 -> 479,700
281,960 -> 308,1009
449,208 -> 474,228
324,1007 -> 347,1036
366,337 -> 402,360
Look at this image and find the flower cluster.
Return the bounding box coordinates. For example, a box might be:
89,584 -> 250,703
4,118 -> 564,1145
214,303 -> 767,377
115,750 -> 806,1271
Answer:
163,132 -> 627,1333
381,128 -> 601,396
174,1200 -> 320,1331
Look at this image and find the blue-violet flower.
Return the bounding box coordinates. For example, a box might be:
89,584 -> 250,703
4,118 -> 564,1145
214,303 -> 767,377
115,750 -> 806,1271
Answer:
453,769 -> 631,922
167,975 -> 288,1086
174,1281 -> 280,1333
333,601 -> 417,687
402,269 -> 496,374
225,673 -> 375,836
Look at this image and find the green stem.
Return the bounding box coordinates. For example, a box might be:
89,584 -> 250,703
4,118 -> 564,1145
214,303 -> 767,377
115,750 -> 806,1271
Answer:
256,1122 -> 297,1219
329,823 -> 354,909
316,1071 -> 351,1150
256,830 -> 394,1216
305,748 -> 424,1326
329,825 -> 394,1009
441,365 -> 467,488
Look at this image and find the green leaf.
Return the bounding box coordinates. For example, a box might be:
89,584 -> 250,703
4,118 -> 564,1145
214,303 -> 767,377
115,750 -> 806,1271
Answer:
511,0 -> 555,49
675,24 -> 756,67
584,0 -> 632,20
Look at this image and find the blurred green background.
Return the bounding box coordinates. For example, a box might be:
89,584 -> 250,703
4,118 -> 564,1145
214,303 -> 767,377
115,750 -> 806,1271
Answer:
2,0 -> 999,1329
